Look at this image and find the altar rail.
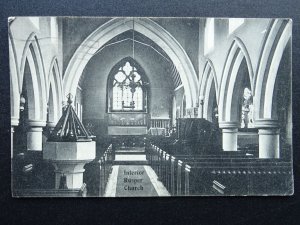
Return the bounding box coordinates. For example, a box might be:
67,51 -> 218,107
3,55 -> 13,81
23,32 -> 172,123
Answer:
146,144 -> 293,196
150,118 -> 170,129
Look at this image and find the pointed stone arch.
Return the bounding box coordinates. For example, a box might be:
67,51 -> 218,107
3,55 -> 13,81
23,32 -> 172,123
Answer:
199,59 -> 218,121
18,33 -> 47,125
254,19 -> 292,121
9,31 -> 20,126
218,37 -> 254,125
63,18 -> 198,108
47,57 -> 63,127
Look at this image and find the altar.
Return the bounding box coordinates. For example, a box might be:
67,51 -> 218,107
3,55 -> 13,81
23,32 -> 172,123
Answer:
107,113 -> 148,136
148,127 -> 166,136
108,126 -> 148,135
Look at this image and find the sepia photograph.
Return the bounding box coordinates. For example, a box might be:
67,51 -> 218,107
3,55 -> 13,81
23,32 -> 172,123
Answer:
9,17 -> 293,197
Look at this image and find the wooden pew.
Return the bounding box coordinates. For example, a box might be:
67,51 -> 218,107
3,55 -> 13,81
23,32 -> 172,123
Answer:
84,144 -> 114,196
12,156 -> 56,190
147,144 -> 293,196
182,160 -> 293,195
147,145 -> 185,196
212,180 -> 226,194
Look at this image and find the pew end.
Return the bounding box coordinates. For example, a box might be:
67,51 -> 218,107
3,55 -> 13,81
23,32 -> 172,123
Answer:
212,180 -> 226,195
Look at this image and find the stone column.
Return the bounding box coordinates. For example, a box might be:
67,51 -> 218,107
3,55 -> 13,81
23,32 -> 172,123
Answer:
199,96 -> 204,118
256,119 -> 280,159
27,120 -> 46,152
11,127 -> 14,159
219,122 -> 239,151
11,118 -> 19,159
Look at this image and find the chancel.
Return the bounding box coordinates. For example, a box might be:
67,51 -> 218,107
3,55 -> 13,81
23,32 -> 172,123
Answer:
10,17 -> 293,197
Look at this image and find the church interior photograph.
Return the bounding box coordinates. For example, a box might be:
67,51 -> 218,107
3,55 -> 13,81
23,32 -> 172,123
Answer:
9,17 -> 293,197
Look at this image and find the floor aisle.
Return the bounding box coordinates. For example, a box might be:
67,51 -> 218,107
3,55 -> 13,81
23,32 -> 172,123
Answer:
104,165 -> 170,197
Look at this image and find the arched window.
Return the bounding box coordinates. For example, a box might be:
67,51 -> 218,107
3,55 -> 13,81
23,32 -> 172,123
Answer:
108,59 -> 148,112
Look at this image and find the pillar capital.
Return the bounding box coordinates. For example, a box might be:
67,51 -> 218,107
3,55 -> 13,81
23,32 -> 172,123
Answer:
27,120 -> 47,127
219,121 -> 239,129
11,117 -> 19,127
222,128 -> 238,133
258,128 -> 280,135
47,121 -> 57,128
254,119 -> 279,128
28,127 -> 44,132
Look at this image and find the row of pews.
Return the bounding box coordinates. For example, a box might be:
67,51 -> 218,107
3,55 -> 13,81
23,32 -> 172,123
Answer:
146,144 -> 293,196
12,152 -> 56,191
83,144 -> 114,196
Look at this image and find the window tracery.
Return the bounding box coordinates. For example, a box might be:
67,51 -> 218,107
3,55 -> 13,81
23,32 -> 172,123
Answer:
109,60 -> 147,112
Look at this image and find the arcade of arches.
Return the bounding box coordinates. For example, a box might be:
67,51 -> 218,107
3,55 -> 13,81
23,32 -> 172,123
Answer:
10,17 -> 293,196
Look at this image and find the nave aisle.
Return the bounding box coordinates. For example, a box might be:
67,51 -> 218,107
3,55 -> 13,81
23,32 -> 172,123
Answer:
104,151 -> 170,197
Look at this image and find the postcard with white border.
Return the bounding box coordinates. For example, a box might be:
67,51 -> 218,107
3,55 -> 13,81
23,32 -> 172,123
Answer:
10,17 -> 293,197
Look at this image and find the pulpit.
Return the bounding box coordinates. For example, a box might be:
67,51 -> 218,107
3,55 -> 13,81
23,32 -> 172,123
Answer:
175,118 -> 222,154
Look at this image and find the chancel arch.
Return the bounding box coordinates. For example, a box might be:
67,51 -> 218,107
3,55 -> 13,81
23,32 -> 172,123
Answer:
63,18 -> 198,108
199,60 -> 218,122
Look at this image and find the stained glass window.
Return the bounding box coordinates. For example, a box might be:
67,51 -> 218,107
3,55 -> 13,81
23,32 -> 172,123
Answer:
110,61 -> 146,111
